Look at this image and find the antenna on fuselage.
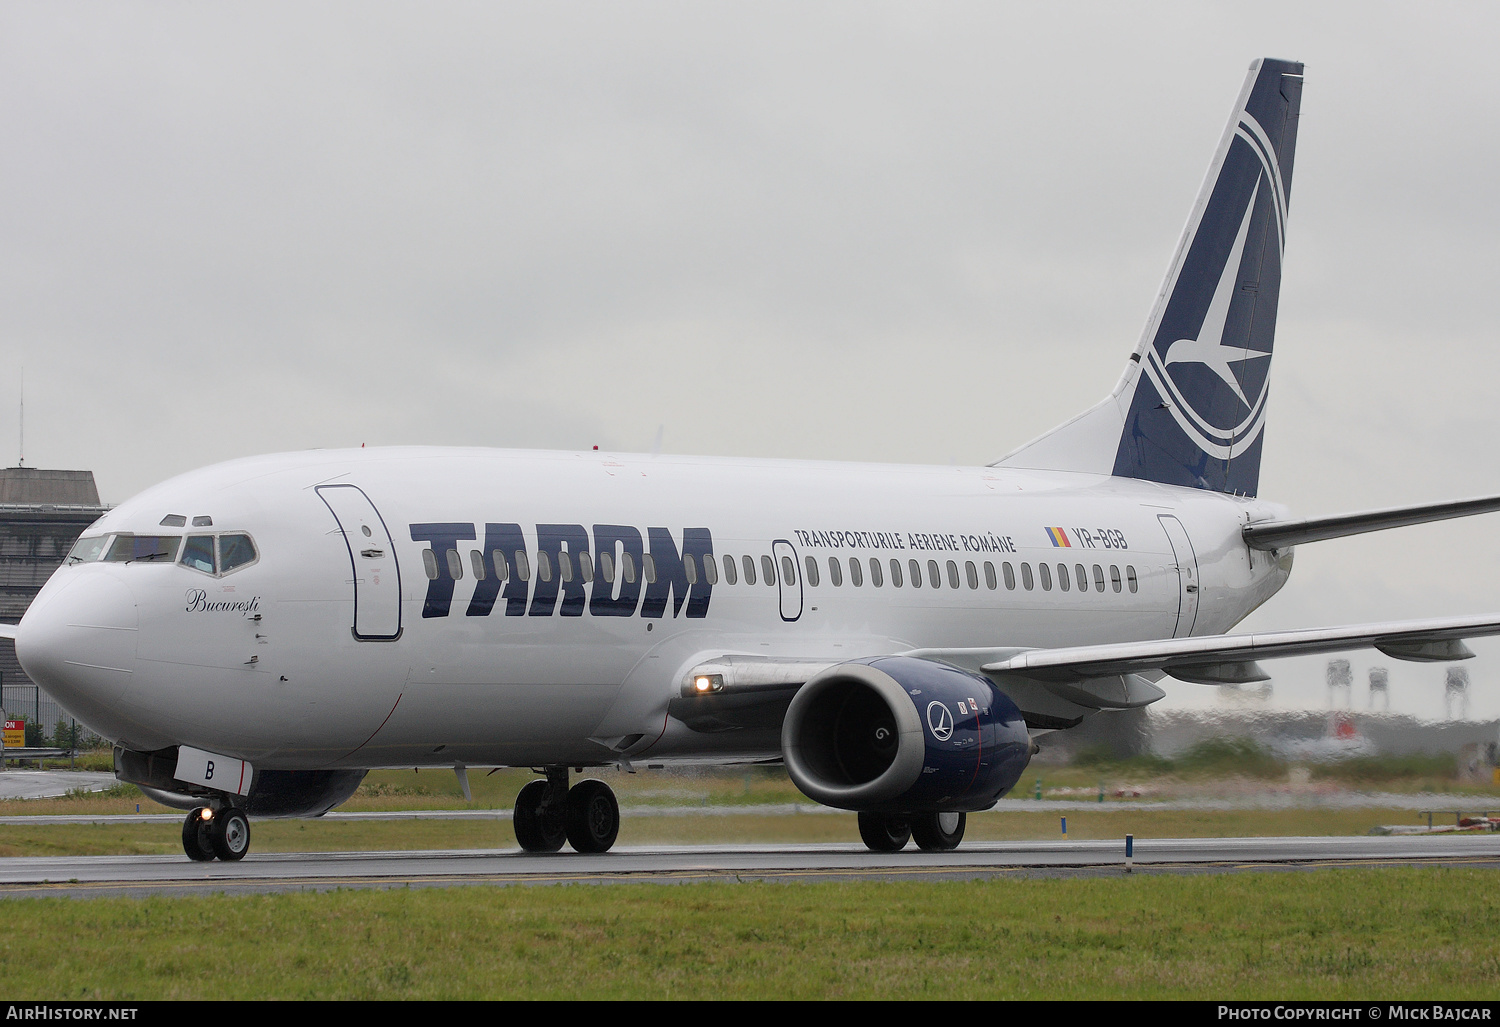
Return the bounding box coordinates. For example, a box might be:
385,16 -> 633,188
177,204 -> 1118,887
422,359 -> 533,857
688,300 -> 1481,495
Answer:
17,367 -> 23,468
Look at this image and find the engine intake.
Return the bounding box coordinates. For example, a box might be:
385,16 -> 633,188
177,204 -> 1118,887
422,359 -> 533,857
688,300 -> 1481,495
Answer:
781,656 -> 1031,813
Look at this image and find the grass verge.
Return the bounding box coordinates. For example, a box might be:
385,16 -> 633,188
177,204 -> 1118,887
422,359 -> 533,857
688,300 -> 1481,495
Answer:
1,869 -> 1497,999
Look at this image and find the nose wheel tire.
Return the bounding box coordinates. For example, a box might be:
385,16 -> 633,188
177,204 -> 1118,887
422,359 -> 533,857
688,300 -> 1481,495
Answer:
181,808 -> 215,861
513,779 -> 567,852
210,807 -> 252,861
857,812 -> 912,852
565,780 -> 620,853
911,811 -> 966,851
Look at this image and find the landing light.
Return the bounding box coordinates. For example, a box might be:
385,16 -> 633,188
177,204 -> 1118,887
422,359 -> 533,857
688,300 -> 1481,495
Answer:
692,674 -> 724,694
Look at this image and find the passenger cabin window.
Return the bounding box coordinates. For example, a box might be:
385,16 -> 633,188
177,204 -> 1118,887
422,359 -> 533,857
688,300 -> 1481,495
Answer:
515,550 -> 531,581
470,551 -> 486,580
889,559 -> 903,587
579,551 -> 594,582
928,560 -> 941,589
761,554 -> 776,585
781,555 -> 796,585
828,557 -> 843,587
422,549 -> 439,580
447,549 -> 464,580
642,553 -> 657,584
620,552 -> 635,584
684,554 -> 697,585
1039,562 -> 1052,591
966,561 -> 979,590
1093,564 -> 1105,592
908,559 -> 922,588
558,552 -> 574,583
848,557 -> 863,587
945,560 -> 958,589
1003,562 -> 1015,590
493,550 -> 510,582
1057,563 -> 1070,591
1076,564 -> 1088,591
1126,565 -> 1138,593
742,555 -> 756,585
984,561 -> 997,590
703,555 -> 718,585
804,556 -> 820,587
1021,562 -> 1033,590
869,558 -> 883,587
722,554 -> 738,585
1111,565 -> 1122,592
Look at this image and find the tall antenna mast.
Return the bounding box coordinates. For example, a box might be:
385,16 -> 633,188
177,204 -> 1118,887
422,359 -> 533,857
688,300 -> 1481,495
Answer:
17,367 -> 23,468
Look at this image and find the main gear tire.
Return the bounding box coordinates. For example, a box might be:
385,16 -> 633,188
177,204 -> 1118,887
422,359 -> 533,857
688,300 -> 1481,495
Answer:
857,812 -> 912,852
564,780 -> 620,854
513,779 -> 567,852
911,811 -> 966,851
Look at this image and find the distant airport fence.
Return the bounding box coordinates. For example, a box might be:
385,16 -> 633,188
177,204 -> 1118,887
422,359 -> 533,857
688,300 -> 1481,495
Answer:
1,683 -> 99,749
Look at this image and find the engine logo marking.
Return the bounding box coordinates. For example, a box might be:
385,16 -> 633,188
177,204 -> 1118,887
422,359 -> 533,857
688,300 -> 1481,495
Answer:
926,701 -> 954,742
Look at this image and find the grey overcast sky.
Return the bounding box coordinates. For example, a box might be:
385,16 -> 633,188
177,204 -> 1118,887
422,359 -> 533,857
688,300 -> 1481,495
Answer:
4,2 -> 1499,719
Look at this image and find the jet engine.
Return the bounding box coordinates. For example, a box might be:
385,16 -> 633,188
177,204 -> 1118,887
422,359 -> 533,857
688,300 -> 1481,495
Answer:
781,656 -> 1031,813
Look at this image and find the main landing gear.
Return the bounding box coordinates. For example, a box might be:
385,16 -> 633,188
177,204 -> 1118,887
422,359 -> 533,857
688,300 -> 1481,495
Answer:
858,811 -> 966,852
512,767 -> 620,854
181,805 -> 252,862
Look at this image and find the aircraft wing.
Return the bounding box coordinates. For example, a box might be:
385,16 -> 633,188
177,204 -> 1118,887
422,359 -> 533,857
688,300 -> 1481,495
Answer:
979,613 -> 1500,684
0,623 -> 16,640
676,613 -> 1500,733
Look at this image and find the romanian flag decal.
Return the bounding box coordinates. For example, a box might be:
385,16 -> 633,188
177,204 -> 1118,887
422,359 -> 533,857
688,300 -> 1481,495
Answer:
1046,527 -> 1071,548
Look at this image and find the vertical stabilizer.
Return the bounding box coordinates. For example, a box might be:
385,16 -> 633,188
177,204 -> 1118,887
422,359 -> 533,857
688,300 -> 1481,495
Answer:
997,59 -> 1303,497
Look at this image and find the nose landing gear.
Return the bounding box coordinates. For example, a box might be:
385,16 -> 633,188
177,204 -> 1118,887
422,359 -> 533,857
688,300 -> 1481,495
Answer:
180,805 -> 252,861
512,768 -> 620,853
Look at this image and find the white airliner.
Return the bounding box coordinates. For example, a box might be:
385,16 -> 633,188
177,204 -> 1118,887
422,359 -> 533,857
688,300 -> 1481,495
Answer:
8,58 -> 1500,861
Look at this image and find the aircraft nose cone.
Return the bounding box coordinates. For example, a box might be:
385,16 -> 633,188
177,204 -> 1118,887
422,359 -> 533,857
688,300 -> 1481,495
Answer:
15,571 -> 139,729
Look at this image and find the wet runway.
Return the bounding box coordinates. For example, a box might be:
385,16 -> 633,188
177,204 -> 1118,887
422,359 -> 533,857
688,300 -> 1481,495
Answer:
3,834 -> 1498,897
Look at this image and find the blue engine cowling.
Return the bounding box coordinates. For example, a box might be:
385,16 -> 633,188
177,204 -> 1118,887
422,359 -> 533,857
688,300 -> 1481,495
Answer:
781,656 -> 1032,813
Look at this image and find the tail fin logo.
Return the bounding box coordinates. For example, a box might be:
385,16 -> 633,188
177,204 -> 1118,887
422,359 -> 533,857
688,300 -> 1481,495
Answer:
1143,110 -> 1287,460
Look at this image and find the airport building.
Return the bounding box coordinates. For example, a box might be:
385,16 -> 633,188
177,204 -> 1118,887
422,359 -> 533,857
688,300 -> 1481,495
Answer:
0,467 -> 108,738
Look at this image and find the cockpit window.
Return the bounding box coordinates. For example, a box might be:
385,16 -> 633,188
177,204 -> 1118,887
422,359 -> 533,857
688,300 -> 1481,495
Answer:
219,534 -> 257,573
66,536 -> 109,564
180,536 -> 216,574
177,533 -> 258,576
104,535 -> 181,563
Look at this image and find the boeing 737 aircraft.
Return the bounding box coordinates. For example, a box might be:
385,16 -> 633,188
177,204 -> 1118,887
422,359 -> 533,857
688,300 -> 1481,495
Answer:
9,58 -> 1500,861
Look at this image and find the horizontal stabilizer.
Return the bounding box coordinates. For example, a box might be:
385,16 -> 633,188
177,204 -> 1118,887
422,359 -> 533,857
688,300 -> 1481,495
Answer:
0,623 -> 15,640
982,613 -> 1500,682
1244,494 -> 1500,550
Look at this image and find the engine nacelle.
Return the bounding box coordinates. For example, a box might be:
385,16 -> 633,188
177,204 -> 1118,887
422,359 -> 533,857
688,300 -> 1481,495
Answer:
781,656 -> 1031,813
